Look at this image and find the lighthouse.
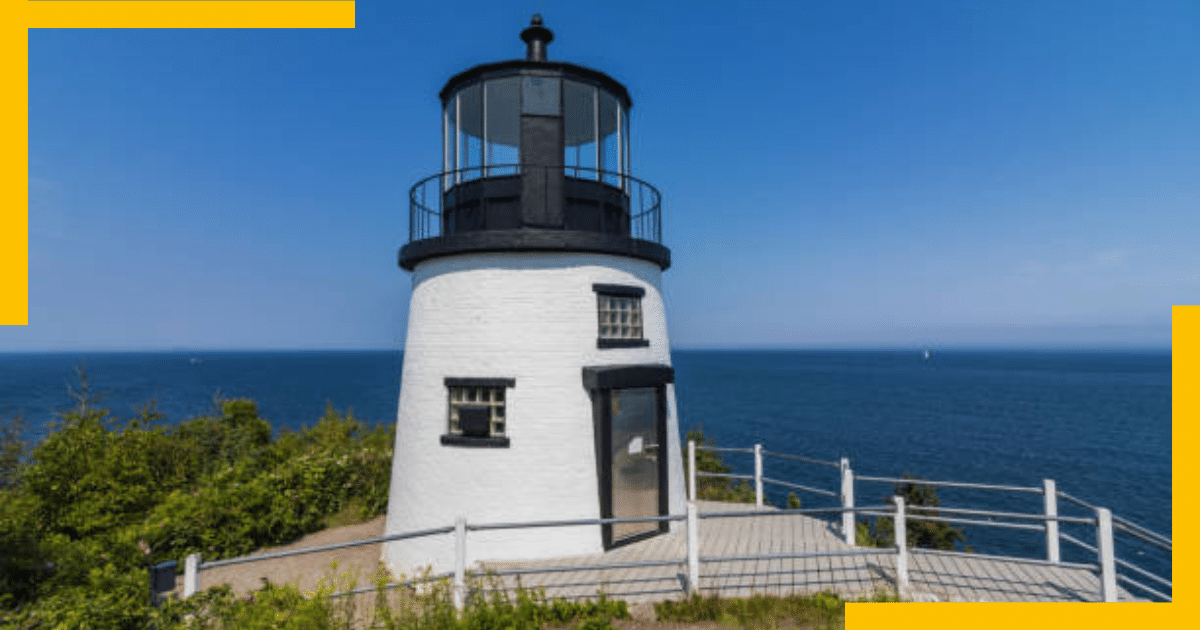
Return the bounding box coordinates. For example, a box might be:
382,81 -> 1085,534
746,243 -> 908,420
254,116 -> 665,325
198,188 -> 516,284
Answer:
383,15 -> 685,574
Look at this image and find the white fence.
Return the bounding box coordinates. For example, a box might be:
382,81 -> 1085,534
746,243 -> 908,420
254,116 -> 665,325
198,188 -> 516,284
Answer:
688,440 -> 1171,602
172,441 -> 1171,606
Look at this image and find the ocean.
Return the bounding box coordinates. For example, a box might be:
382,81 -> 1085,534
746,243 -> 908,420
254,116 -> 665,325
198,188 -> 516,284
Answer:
0,349 -> 1171,583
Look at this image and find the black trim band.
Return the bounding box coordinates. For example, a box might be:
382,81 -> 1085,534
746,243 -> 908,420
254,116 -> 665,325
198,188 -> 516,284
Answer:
592,283 -> 645,298
597,338 -> 650,349
444,377 -> 516,388
440,435 -> 511,448
582,364 -> 674,390
399,230 -> 671,271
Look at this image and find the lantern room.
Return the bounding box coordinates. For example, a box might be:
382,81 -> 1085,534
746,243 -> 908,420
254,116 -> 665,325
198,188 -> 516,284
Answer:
400,15 -> 667,271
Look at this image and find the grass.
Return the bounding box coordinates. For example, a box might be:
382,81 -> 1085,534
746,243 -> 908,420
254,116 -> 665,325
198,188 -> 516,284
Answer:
322,496 -> 375,529
653,590 -> 889,630
160,567 -> 898,630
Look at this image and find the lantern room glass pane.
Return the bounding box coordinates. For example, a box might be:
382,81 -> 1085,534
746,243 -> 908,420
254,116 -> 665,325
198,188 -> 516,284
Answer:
485,78 -> 521,175
599,90 -> 620,186
444,100 -> 458,186
563,80 -> 596,177
622,112 -> 630,188
457,84 -> 483,181
522,76 -> 561,116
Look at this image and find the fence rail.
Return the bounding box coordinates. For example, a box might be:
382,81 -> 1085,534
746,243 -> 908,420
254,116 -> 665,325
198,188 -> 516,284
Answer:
198,525 -> 456,570
762,476 -> 838,497
856,475 -> 1042,494
695,445 -> 755,454
176,440 -> 1171,606
761,450 -> 841,468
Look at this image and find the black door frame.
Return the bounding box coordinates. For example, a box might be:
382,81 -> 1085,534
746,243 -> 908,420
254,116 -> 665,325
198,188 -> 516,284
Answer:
583,364 -> 674,550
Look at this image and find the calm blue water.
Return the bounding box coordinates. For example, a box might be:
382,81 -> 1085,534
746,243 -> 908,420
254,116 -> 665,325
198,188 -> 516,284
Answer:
0,349 -> 1171,585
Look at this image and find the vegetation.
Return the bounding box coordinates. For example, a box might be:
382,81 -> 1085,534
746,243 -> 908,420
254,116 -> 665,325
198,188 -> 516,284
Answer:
682,427 -> 966,551
656,590 -> 894,629
0,374 -> 895,629
0,412 -> 25,491
137,569 -> 628,630
0,370 -> 393,629
684,428 -> 801,508
855,477 -> 968,551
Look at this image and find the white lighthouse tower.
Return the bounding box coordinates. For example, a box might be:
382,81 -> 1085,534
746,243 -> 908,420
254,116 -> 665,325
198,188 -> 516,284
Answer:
383,16 -> 685,575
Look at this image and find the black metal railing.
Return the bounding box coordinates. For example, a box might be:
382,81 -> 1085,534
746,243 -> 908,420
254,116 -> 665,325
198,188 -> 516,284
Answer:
408,165 -> 662,245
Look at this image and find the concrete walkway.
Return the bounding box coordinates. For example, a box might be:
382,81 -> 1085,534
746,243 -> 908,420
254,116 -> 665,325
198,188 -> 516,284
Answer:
190,502 -> 1142,603
475,501 -> 1139,603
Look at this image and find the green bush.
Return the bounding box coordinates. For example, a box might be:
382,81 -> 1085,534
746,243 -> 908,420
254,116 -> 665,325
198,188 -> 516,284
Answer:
1,413 -> 26,491
656,591 -> 845,629
856,476 -> 967,551
684,428 -> 757,504
0,376 -> 396,628
0,491 -> 47,609
141,442 -> 392,561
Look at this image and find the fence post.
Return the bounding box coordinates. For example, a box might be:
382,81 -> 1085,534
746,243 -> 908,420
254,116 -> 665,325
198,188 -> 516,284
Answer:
754,444 -> 764,508
893,495 -> 909,596
686,501 -> 700,595
454,515 -> 467,611
840,458 -> 855,546
1043,479 -> 1060,564
1096,507 -> 1117,602
688,439 -> 696,501
183,552 -> 200,598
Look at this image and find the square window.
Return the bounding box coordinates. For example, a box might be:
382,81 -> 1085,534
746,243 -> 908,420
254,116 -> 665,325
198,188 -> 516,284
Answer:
444,377 -> 514,442
593,284 -> 650,348
598,295 -> 642,339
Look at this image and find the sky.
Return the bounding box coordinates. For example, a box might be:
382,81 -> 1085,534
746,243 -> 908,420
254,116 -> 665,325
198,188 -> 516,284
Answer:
7,0 -> 1198,351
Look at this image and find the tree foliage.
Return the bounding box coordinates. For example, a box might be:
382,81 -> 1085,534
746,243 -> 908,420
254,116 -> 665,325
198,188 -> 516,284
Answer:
684,428 -> 758,503
856,476 -> 968,551
0,412 -> 26,491
683,428 -> 804,508
0,370 -> 395,628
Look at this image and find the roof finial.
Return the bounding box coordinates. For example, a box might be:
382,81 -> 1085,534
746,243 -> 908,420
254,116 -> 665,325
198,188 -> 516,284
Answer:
520,14 -> 554,62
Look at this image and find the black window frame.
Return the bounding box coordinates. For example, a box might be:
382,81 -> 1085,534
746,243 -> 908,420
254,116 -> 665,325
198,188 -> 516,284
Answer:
593,283 -> 649,349
441,377 -> 516,448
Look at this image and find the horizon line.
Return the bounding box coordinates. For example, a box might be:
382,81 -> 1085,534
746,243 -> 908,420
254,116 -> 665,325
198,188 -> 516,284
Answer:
0,345 -> 1173,355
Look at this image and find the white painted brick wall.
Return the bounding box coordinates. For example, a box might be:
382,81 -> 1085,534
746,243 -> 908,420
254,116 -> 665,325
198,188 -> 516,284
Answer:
383,252 -> 685,576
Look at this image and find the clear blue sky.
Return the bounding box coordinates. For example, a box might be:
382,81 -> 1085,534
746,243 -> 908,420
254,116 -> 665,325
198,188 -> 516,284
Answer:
8,0 -> 1197,351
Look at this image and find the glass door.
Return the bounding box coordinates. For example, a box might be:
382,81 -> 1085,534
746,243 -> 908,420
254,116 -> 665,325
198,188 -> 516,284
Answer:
607,387 -> 665,545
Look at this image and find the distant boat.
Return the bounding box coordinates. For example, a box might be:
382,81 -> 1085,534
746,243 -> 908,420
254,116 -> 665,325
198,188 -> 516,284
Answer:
189,357 -> 203,365
922,349 -> 932,360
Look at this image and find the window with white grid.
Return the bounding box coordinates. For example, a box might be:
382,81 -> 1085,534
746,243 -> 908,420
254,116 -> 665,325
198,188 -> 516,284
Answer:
447,385 -> 506,437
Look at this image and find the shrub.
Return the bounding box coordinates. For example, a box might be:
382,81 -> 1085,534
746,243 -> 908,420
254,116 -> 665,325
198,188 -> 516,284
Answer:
1,373 -> 396,627
684,427 -> 757,503
857,476 -> 967,551
0,413 -> 26,491
656,592 -> 845,629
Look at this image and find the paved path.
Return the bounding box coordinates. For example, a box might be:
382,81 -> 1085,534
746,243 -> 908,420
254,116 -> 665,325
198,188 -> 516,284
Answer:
191,502 -> 1141,603
194,517 -> 389,596
475,502 -> 1139,603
